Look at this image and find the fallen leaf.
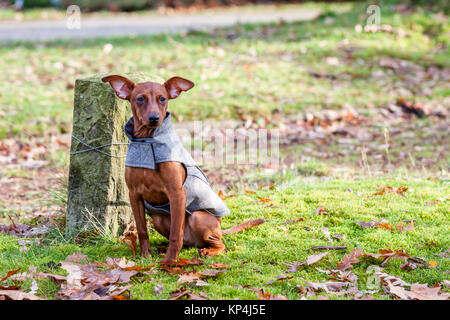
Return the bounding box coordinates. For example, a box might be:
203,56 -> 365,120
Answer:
0,290 -> 42,300
198,269 -> 226,277
177,272 -> 203,286
428,260 -> 438,268
396,220 -> 414,232
207,263 -> 230,269
0,268 -> 22,282
314,206 -> 327,215
356,221 -> 380,229
408,283 -> 449,300
306,252 -> 330,265
282,261 -> 306,273
364,249 -> 409,266
65,252 -> 88,263
337,248 -> 364,271
265,275 -> 294,285
257,196 -> 271,203
304,281 -> 350,294
332,234 -> 345,240
378,222 -> 394,231
169,287 -> 209,300
373,186 -> 408,197
218,190 -> 226,200
247,287 -> 288,300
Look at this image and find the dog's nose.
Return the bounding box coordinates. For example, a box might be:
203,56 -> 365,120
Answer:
148,113 -> 160,125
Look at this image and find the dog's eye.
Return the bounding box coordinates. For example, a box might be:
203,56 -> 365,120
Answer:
159,97 -> 166,103
136,96 -> 145,103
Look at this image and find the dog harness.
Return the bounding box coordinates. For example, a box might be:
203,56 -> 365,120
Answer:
124,112 -> 230,218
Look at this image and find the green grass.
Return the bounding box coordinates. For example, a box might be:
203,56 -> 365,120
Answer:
0,176 -> 448,300
0,1 -> 448,300
0,0 -> 448,139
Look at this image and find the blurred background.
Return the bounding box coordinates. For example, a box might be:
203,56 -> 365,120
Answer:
0,0 -> 448,221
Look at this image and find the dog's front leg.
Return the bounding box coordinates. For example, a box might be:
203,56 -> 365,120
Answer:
129,192 -> 151,257
162,187 -> 187,263
159,162 -> 187,264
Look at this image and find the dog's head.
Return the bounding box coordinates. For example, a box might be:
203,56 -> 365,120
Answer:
102,75 -> 194,138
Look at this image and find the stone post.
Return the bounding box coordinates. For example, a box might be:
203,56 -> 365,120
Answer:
66,73 -> 162,237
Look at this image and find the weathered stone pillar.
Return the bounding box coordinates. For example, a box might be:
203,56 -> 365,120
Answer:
66,73 -> 162,237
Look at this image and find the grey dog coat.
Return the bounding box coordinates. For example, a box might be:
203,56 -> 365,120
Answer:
124,112 -> 230,218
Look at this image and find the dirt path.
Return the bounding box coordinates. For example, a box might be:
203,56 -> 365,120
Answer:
0,8 -> 320,42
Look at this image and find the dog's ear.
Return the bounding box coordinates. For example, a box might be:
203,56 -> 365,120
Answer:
102,75 -> 135,100
164,76 -> 194,100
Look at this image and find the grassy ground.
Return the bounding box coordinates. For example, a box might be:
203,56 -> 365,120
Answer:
0,0 -> 448,139
0,1 -> 448,300
0,176 -> 448,299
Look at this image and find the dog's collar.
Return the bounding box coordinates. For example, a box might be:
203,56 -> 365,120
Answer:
123,112 -> 172,142
123,112 -> 196,170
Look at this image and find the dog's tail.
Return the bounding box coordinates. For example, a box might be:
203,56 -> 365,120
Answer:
221,218 -> 267,235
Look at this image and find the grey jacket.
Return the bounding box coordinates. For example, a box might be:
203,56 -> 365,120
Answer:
124,113 -> 230,218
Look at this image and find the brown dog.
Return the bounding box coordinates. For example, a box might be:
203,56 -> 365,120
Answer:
102,75 -> 265,264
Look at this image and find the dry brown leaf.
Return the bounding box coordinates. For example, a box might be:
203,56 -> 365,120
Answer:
198,269 -> 226,277
257,196 -> 271,203
314,206 -> 327,215
0,285 -> 21,290
0,289 -> 42,300
65,252 -> 89,263
364,249 -> 409,266
0,268 -> 22,282
356,221 -> 381,229
373,186 -> 408,197
207,263 -> 230,269
408,283 -> 449,300
177,272 -> 203,286
161,257 -> 205,267
386,282 -> 410,300
428,260 -> 438,268
247,287 -> 288,300
337,248 -> 364,271
265,275 -> 294,285
306,251 -> 330,265
395,220 -> 414,232
282,261 -> 306,273
383,276 -> 449,300
304,281 -> 350,294
218,190 -> 226,200
169,287 -> 209,300
378,222 -> 394,231
118,223 -> 138,257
